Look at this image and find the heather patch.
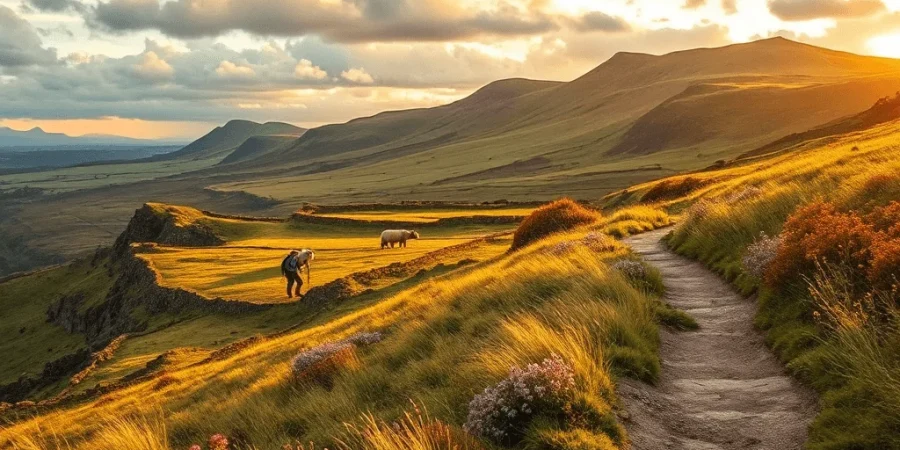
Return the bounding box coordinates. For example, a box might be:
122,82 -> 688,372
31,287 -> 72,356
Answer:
741,232 -> 781,280
464,354 -> 576,445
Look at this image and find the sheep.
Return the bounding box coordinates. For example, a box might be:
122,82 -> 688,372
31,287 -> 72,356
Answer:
380,229 -> 420,249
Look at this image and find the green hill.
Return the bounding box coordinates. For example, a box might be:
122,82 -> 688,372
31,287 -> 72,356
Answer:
153,120 -> 305,162
209,38 -> 900,205
217,135 -> 299,166
2,38 -> 900,277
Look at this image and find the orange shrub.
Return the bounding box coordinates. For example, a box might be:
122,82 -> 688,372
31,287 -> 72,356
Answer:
868,202 -> 900,238
510,199 -> 601,251
766,201 -> 900,292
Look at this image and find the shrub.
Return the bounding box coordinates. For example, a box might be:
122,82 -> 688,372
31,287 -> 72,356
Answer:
344,331 -> 384,346
551,240 -> 579,255
640,177 -> 708,203
582,232 -> 620,253
464,354 -> 576,444
766,201 -> 900,291
610,260 -> 645,280
678,199 -> 717,231
208,434 -> 229,450
855,173 -> 900,209
289,331 -> 384,388
290,342 -> 359,388
766,202 -> 874,289
511,199 -> 601,251
741,232 -> 782,280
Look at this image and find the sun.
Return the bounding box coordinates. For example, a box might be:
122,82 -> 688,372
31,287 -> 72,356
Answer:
868,33 -> 900,58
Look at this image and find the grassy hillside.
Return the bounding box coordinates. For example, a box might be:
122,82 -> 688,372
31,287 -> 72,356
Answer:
154,120 -> 305,162
1,204 -> 678,450
218,136 -> 298,166
2,38 -> 900,279
137,208 -> 519,304
604,115 -> 900,449
208,38 -> 900,205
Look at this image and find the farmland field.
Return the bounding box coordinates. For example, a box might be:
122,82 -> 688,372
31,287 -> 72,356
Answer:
138,218 -> 514,304
314,207 -> 535,223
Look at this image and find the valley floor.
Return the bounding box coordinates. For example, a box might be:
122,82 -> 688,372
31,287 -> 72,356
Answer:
620,229 -> 817,449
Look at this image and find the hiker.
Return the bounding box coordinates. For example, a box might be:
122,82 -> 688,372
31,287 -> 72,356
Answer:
281,249 -> 315,298
380,229 -> 420,249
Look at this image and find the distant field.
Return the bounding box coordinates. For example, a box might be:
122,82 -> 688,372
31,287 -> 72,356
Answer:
138,217 -> 514,304
315,207 -> 534,223
0,157 -> 217,193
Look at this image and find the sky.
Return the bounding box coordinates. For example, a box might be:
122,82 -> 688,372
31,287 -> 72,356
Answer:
1,0 -> 900,140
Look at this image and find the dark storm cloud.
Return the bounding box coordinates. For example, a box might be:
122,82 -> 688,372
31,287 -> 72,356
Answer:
0,6 -> 57,68
571,11 -> 631,32
768,0 -> 886,21
87,0 -> 558,42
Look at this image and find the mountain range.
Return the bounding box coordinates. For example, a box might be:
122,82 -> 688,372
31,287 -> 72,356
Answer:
0,127 -> 183,148
198,37 -> 900,204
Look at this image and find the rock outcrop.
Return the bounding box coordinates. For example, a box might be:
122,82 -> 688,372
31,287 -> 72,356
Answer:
113,203 -> 224,255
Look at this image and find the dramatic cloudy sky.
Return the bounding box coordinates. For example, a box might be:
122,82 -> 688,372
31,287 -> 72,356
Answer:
2,0 -> 900,139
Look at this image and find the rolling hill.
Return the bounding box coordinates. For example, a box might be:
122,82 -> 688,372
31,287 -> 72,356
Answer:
1,37 -> 900,278
208,37 -> 900,204
151,120 -> 306,162
0,127 -> 171,147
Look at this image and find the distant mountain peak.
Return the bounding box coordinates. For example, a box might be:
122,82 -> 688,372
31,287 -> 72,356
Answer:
223,119 -> 261,128
457,78 -> 561,107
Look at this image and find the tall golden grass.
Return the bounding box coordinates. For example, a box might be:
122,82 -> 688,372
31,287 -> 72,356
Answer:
2,206 -> 670,450
627,118 -> 900,449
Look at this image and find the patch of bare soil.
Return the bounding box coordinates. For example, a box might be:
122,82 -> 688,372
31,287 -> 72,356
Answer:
619,228 -> 817,450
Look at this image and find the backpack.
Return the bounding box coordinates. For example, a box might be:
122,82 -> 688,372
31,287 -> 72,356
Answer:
281,254 -> 294,277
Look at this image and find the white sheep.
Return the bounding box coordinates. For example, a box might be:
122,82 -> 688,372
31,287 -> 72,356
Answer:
380,229 -> 420,249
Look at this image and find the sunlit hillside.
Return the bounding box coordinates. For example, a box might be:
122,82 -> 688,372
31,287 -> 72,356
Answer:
137,208 -> 520,304
3,38 -> 900,278
603,113 -> 900,449
1,204 -> 677,449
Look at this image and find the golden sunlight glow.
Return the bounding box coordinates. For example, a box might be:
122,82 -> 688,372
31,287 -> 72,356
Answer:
867,33 -> 900,58
0,117 -> 213,140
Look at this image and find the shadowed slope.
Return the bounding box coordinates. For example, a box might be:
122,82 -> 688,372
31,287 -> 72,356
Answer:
154,120 -> 305,162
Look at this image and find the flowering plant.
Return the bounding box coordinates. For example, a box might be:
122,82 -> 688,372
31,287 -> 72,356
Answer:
464,354 -> 575,444
741,231 -> 781,280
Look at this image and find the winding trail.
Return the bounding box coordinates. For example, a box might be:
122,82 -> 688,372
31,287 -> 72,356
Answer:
619,228 -> 817,450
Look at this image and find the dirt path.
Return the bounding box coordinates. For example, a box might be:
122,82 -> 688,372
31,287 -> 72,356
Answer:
618,228 -> 817,450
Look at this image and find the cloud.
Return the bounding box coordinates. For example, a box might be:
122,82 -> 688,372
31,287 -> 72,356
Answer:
0,6 -> 57,68
37,24 -> 76,38
131,50 -> 173,81
571,11 -> 631,32
341,67 -> 375,84
87,0 -> 558,43
722,0 -> 738,14
769,0 -> 886,21
24,0 -> 85,13
215,60 -> 256,80
684,0 -> 707,9
294,59 -> 327,80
